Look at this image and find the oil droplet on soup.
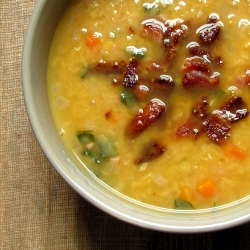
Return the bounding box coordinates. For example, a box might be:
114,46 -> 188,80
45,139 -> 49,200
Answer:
48,0 -> 250,209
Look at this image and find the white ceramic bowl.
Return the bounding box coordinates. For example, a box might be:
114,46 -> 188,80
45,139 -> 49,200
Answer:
22,0 -> 250,233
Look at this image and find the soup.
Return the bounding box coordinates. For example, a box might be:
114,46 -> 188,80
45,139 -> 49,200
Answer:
48,0 -> 250,210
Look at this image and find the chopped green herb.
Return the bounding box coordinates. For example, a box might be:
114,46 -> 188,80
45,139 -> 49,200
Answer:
82,147 -> 102,164
143,0 -> 172,13
209,89 -> 226,97
121,88 -> 137,107
77,131 -> 95,144
143,2 -> 160,14
175,199 -> 194,210
77,131 -> 117,163
126,46 -> 147,59
78,131 -> 101,163
82,150 -> 101,164
97,134 -> 117,158
80,65 -> 89,78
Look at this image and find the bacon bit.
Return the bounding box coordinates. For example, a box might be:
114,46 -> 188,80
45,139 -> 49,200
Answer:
246,70 -> 250,86
183,57 -> 211,73
127,99 -> 166,138
105,110 -> 118,123
112,78 -> 119,85
189,45 -> 210,58
143,22 -> 163,40
220,96 -> 249,123
203,114 -> 231,143
176,120 -> 200,140
133,85 -> 149,101
189,45 -> 224,67
163,20 -> 188,60
197,14 -> 221,45
132,75 -> 174,101
215,56 -> 224,67
198,22 -> 221,45
142,18 -> 165,41
122,58 -> 140,88
135,142 -> 165,164
182,70 -> 219,89
151,75 -> 174,91
193,95 -> 208,119
208,14 -> 219,24
129,26 -> 135,35
105,110 -> 112,119
91,60 -> 127,74
237,70 -> 250,87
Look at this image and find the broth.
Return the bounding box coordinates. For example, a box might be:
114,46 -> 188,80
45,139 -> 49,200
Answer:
48,0 -> 250,209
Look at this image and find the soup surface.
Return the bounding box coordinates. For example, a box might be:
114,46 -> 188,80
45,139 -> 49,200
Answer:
48,0 -> 250,209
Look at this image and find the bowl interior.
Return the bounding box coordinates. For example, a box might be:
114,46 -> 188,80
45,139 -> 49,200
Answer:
22,0 -> 250,233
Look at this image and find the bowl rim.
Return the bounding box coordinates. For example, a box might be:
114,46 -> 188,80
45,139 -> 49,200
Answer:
22,0 -> 250,233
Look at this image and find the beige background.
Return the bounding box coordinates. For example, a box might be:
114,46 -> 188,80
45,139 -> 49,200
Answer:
1,0 -> 250,249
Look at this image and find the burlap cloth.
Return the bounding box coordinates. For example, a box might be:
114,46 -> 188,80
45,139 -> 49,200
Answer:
1,1 -> 250,249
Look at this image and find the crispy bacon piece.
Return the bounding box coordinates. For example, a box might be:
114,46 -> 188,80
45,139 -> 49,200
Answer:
176,120 -> 200,140
182,70 -> 219,89
236,71 -> 250,87
183,57 -> 211,73
135,142 -> 165,164
208,15 -> 218,24
215,56 -> 224,67
133,75 -> 174,101
220,96 -> 249,123
133,85 -> 149,101
163,20 -> 187,60
91,60 -> 127,74
197,14 -> 220,45
193,96 -> 208,119
189,45 -> 210,58
122,58 -> 140,88
189,45 -> 223,67
198,20 -> 221,45
246,70 -> 250,86
142,19 -> 165,36
151,75 -> 174,91
105,110 -> 112,120
127,99 -> 166,138
203,114 -> 231,143
142,21 -> 163,40
128,26 -> 135,35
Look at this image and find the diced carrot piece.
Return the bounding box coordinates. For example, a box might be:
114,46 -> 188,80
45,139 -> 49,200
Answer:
197,179 -> 217,199
180,187 -> 195,203
86,32 -> 102,49
223,145 -> 246,160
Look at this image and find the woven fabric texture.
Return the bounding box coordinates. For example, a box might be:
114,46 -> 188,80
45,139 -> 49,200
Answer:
1,0 -> 250,249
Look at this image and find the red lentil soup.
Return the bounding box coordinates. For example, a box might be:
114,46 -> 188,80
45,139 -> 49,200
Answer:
48,0 -> 250,210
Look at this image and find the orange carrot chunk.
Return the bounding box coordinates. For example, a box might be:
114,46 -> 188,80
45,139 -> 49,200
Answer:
180,186 -> 195,203
86,32 -> 102,48
197,179 -> 217,199
223,145 -> 246,160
